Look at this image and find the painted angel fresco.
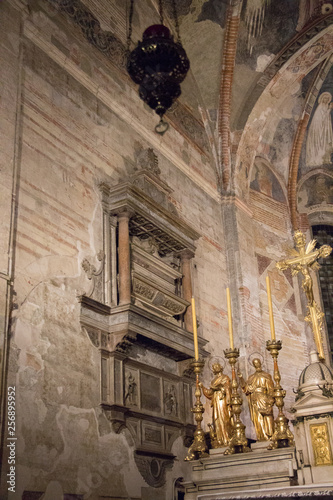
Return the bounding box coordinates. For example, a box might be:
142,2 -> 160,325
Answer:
306,92 -> 333,167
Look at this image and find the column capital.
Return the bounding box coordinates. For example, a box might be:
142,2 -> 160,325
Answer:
178,249 -> 195,261
116,207 -> 135,221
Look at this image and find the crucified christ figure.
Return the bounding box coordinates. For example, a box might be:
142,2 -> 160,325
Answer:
276,230 -> 332,360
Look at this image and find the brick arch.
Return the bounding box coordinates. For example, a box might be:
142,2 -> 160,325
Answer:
235,25 -> 333,206
218,0 -> 243,193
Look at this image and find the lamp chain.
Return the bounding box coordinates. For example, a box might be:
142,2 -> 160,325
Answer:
159,0 -> 164,24
172,0 -> 180,42
127,0 -> 134,53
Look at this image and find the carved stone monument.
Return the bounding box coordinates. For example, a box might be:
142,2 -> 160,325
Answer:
78,148 -> 208,487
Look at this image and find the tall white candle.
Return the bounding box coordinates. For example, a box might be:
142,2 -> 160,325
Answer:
191,297 -> 199,360
266,275 -> 276,341
226,288 -> 234,349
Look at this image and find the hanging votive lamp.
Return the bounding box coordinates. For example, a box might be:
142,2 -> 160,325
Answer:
126,0 -> 190,134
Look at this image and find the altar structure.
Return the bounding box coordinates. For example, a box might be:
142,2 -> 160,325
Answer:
183,355 -> 333,499
182,231 -> 333,499
292,351 -> 333,485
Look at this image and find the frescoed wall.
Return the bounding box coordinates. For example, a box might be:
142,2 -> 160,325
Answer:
250,159 -> 287,203
298,173 -> 333,210
306,92 -> 333,167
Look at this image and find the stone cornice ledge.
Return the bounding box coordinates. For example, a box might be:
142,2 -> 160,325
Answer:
23,20 -> 220,202
195,484 -> 333,499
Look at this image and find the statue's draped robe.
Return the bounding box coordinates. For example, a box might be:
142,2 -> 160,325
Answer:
243,371 -> 275,441
202,373 -> 233,446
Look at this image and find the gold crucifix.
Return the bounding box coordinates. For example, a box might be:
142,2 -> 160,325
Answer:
276,230 -> 332,361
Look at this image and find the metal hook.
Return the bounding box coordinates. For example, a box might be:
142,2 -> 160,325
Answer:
155,118 -> 169,135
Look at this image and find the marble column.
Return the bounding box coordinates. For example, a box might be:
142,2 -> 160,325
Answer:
118,209 -> 132,306
180,249 -> 195,332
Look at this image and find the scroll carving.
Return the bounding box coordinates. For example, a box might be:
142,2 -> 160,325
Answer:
115,334 -> 136,354
134,453 -> 174,488
82,326 -> 110,350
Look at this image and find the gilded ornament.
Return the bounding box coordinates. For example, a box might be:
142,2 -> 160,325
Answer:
276,230 -> 332,360
310,423 -> 333,466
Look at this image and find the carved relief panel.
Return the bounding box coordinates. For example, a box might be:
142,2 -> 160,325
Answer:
100,353 -> 193,429
310,421 -> 333,466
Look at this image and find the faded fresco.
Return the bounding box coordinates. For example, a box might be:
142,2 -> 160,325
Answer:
237,0 -> 299,65
300,65 -> 333,174
298,174 -> 333,210
2,0 -> 333,497
250,159 -> 286,203
306,92 -> 333,167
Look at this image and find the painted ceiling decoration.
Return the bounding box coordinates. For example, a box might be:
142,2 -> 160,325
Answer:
45,0 -> 333,228
244,0 -> 271,53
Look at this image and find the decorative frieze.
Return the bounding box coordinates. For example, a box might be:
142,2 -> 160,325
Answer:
101,353 -> 194,433
131,272 -> 189,319
47,0 -> 127,68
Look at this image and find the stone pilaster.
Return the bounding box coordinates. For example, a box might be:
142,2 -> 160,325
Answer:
117,209 -> 133,306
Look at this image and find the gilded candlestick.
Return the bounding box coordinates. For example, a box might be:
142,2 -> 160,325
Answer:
184,359 -> 209,461
266,340 -> 295,449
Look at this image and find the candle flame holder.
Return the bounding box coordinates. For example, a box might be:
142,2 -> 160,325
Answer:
184,359 -> 209,461
224,348 -> 251,454
266,340 -> 295,449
